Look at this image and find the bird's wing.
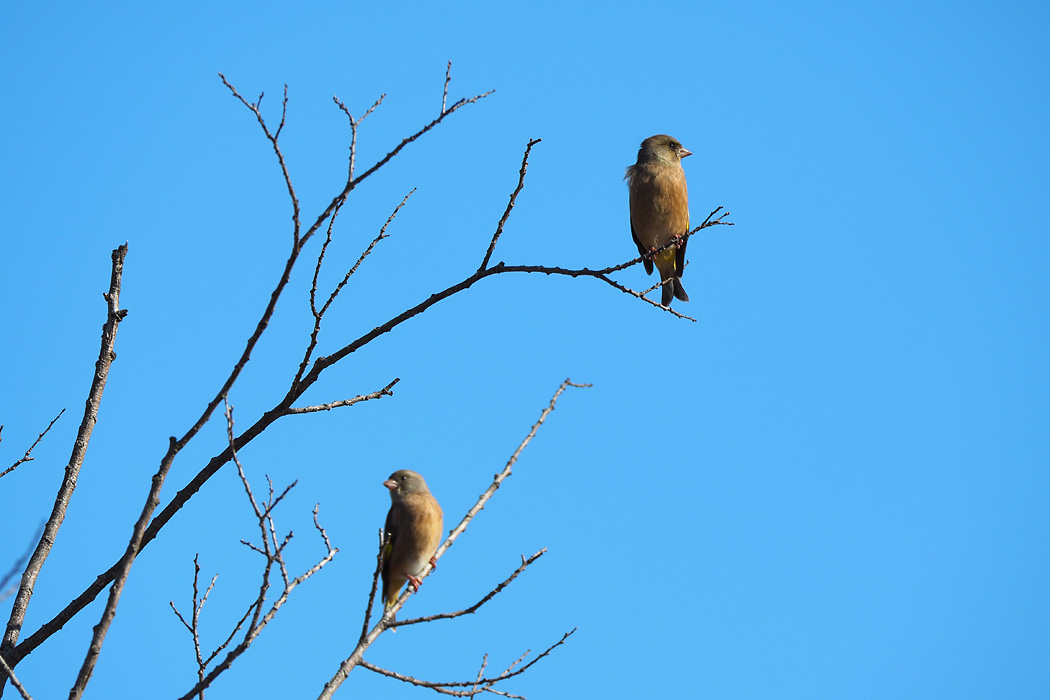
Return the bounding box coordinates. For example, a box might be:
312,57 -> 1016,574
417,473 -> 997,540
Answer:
631,220 -> 654,271
382,505 -> 401,568
675,232 -> 688,279
629,203 -> 655,275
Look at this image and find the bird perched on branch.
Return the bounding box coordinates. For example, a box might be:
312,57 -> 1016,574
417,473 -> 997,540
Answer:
381,469 -> 444,621
625,134 -> 692,307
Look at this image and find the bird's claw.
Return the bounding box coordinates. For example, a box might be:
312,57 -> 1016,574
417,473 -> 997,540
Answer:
407,574 -> 423,591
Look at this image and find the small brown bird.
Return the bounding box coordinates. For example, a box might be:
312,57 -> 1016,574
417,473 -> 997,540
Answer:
625,134 -> 692,306
380,469 -> 444,620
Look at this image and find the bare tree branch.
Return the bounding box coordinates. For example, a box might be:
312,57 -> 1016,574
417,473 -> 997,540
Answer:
294,190 -> 415,391
395,550 -> 546,628
301,209 -> 732,383
168,554 -> 218,700
0,655 -> 31,700
470,655 -> 490,698
358,530 -> 386,643
1,245 -> 128,675
333,91 -> 384,183
172,401 -> 337,700
218,77 -> 300,247
441,61 -> 452,114
312,62 -> 493,256
317,379 -> 587,700
358,628 -> 576,697
479,139 -> 540,272
0,409 -> 65,480
285,379 -> 400,414
593,271 -> 697,321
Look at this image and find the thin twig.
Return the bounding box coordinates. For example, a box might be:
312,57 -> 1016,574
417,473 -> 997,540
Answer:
479,139 -> 540,272
471,654 -> 489,698
441,61 -> 452,114
595,206 -> 733,277
293,189 -> 415,391
385,380 -> 588,620
0,409 -> 65,479
320,189 -> 415,321
593,272 -> 697,321
359,530 -> 386,643
219,77 -> 300,248
0,654 -> 31,700
168,554 -> 219,699
286,379 -> 400,414
324,190 -> 414,321
317,80 -> 492,256
333,92 -> 385,183
358,628 -> 575,696
309,200 -> 346,319
464,382 -> 580,534
395,550 -> 546,628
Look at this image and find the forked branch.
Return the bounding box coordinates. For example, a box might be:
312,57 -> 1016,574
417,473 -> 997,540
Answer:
171,401 -> 337,700
396,550 -> 547,628
317,379 -> 588,699
359,628 -> 577,698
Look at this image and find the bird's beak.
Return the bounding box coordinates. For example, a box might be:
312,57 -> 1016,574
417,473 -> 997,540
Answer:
679,147 -> 693,159
383,479 -> 397,491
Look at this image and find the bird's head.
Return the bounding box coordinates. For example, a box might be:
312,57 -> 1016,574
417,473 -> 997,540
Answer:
636,134 -> 692,165
384,469 -> 430,498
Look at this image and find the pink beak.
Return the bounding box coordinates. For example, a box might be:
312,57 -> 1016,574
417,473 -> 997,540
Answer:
383,479 -> 397,491
679,147 -> 693,159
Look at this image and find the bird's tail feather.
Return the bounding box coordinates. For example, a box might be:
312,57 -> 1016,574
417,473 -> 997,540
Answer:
673,277 -> 689,302
661,280 -> 675,307
383,595 -> 398,630
660,277 -> 689,306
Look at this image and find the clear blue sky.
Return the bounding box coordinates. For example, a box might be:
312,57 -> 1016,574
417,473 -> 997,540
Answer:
3,2 -> 1048,698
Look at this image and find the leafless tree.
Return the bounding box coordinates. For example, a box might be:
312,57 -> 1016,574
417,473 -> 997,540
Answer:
0,64 -> 731,699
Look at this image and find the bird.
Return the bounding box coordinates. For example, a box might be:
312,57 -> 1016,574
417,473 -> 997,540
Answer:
625,134 -> 693,307
380,469 -> 444,622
